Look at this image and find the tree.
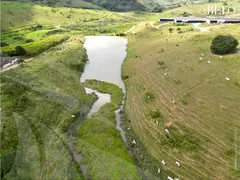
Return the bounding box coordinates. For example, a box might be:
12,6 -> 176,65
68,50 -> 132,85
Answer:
15,46 -> 27,56
210,35 -> 239,54
169,28 -> 174,33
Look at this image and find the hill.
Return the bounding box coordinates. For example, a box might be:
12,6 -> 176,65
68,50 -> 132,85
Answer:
122,21 -> 240,179
4,0 -> 208,11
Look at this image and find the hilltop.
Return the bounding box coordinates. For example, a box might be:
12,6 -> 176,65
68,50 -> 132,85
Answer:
6,0 -> 207,11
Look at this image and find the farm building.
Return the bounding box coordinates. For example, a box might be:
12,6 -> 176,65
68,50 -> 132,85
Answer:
160,17 -> 240,24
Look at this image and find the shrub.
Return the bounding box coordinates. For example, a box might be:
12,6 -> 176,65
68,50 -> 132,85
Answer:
169,28 -> 174,33
210,35 -> 239,54
151,109 -> 161,119
181,92 -> 191,105
13,36 -> 24,40
121,75 -> 129,80
182,11 -> 191,17
144,92 -> 154,103
25,39 -> 34,43
0,42 -> 9,47
2,35 -> 69,56
45,29 -> 67,36
158,61 -> 165,65
15,46 -> 27,56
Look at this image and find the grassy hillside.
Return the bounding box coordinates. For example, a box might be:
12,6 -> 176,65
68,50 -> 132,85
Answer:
0,36 -> 96,179
1,1 -> 158,31
0,2 -> 150,179
122,22 -> 240,179
4,0 -> 208,11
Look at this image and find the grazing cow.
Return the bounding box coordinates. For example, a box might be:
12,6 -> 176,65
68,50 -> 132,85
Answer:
164,73 -> 167,76
199,57 -> 203,60
167,176 -> 174,180
157,168 -> 161,174
161,160 -> 166,165
131,140 -> 136,148
220,56 -> 222,58
225,77 -> 230,81
72,115 -> 76,118
165,129 -> 170,134
166,69 -> 168,72
208,60 -> 211,64
175,161 -> 181,167
173,100 -> 176,104
174,178 -> 180,180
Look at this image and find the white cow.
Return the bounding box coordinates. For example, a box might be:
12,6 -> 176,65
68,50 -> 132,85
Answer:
167,176 -> 174,180
175,161 -> 181,167
72,115 -> 76,118
199,57 -> 203,60
165,129 -> 170,134
208,60 -> 211,64
225,77 -> 230,81
161,160 -> 166,165
157,168 -> 161,174
132,140 -> 136,145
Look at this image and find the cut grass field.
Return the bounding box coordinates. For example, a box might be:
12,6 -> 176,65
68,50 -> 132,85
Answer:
122,23 -> 240,179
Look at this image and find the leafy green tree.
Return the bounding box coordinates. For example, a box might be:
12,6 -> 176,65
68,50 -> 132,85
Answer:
210,35 -> 239,54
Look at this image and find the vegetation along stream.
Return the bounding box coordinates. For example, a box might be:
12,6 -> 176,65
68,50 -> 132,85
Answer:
68,36 -> 138,179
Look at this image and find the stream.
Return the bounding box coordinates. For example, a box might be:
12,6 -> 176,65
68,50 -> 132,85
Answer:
71,36 -> 129,179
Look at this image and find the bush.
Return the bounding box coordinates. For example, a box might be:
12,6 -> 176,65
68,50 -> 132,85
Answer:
210,35 -> 239,54
25,39 -> 34,43
144,92 -> 154,103
151,109 -> 161,119
15,46 -> 27,56
0,42 -> 9,47
45,29 -> 67,36
2,35 -> 69,56
121,75 -> 129,80
183,11 -> 191,17
169,28 -> 174,33
13,36 -> 24,40
158,61 -> 165,65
